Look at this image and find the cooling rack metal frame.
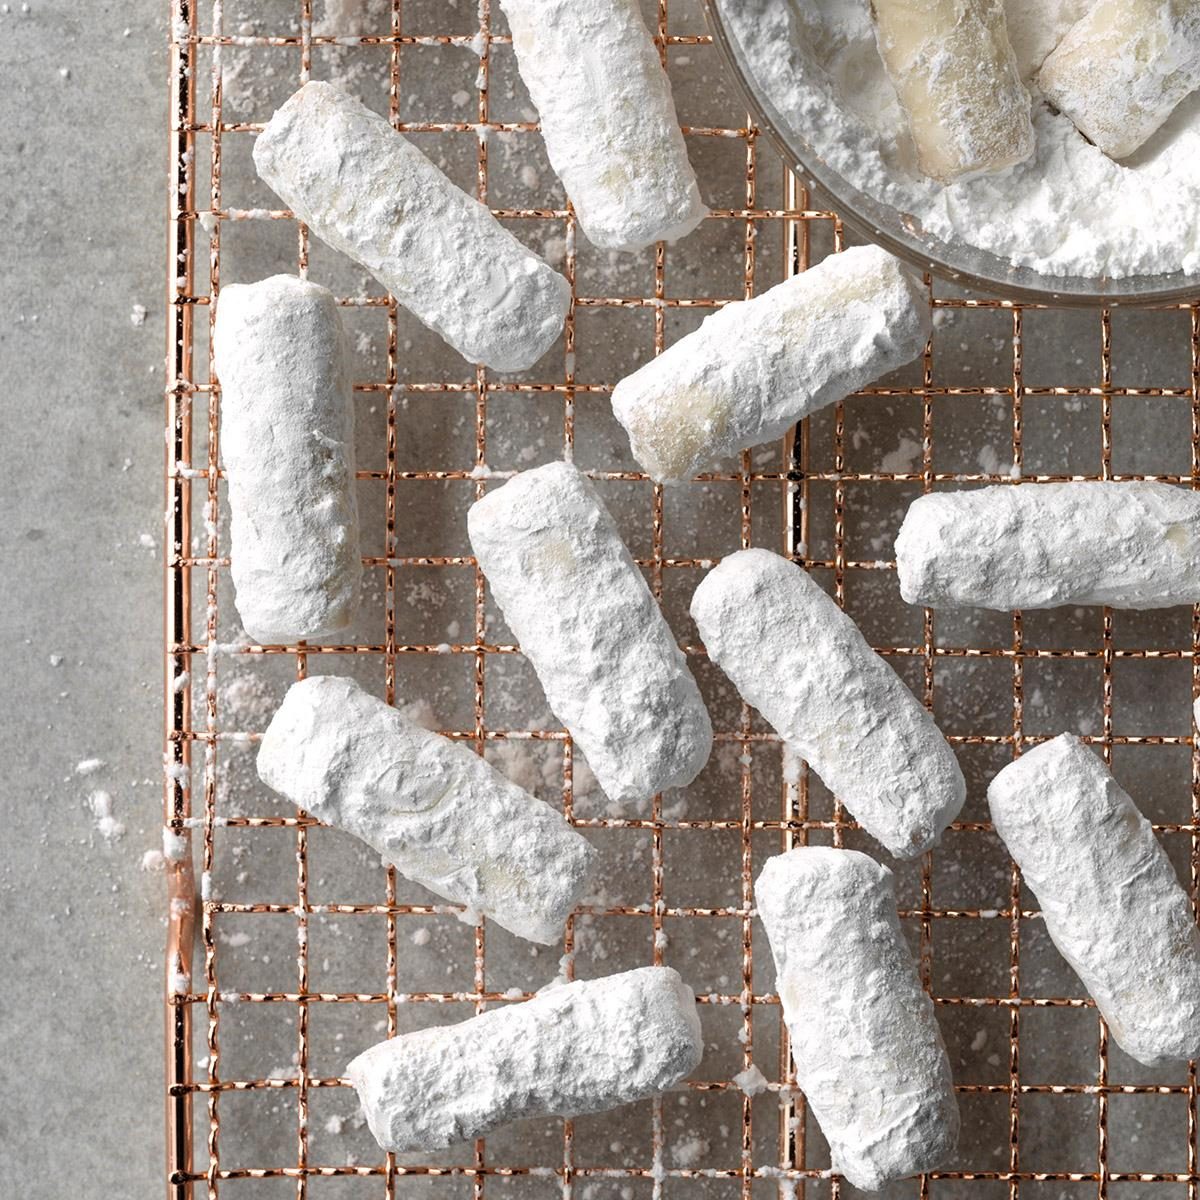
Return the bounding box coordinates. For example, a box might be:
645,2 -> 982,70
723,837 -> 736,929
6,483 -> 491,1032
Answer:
165,2 -> 1200,1198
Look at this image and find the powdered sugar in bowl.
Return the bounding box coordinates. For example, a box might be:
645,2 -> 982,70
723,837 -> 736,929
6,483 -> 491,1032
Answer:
706,0 -> 1200,304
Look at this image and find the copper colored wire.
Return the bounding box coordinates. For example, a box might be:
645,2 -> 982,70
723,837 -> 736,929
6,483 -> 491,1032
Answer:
165,2 -> 1200,1197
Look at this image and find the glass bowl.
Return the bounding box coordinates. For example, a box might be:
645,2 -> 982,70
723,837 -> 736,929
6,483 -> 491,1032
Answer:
705,0 -> 1200,306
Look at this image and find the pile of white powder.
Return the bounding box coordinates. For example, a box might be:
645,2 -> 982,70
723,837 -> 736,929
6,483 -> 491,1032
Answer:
724,0 -> 1200,280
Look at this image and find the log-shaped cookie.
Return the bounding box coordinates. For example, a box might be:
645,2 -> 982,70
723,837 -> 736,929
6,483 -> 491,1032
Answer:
989,734 -> 1200,1065
610,246 -> 929,482
257,675 -> 595,945
896,482 -> 1200,611
254,81 -> 570,371
347,966 -> 703,1151
468,461 -> 712,805
1039,0 -> 1200,160
871,0 -> 1035,182
212,274 -> 361,644
756,847 -> 959,1190
499,0 -> 706,253
691,549 -> 964,858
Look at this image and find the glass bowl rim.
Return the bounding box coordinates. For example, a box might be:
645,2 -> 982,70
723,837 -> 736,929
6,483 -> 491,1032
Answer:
703,0 -> 1200,309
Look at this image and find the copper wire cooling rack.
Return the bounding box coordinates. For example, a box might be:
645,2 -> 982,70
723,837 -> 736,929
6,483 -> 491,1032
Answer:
165,2 -> 1200,1197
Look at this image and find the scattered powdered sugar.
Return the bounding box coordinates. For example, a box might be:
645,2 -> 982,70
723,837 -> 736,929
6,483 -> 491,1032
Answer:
670,1134 -> 711,1168
87,791 -> 126,843
169,954 -> 190,995
731,1063 -> 770,1097
75,757 -> 106,775
312,0 -> 391,94
878,434 -> 923,475
141,848 -> 167,872
221,671 -> 274,737
163,826 -> 190,862
725,0 -> 1200,279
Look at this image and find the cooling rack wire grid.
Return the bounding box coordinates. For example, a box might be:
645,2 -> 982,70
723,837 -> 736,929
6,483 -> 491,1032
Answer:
165,2 -> 1200,1198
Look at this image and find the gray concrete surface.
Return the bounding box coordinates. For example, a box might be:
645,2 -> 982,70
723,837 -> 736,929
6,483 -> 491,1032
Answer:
0,3 -> 169,1197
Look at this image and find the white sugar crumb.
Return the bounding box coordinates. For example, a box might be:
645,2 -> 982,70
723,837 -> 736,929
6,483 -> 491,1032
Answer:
49,653 -> 63,667
323,1114 -> 344,1136
880,435 -> 923,474
398,697 -> 437,732
163,827 -> 189,862
138,532 -> 156,550
76,757 -> 106,776
130,303 -> 147,326
221,672 -> 273,738
169,955 -> 190,995
410,926 -> 431,947
671,1134 -> 710,1167
538,953 -> 574,993
141,849 -> 167,873
971,1028 -> 988,1052
731,1063 -> 769,1096
87,791 -> 126,843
